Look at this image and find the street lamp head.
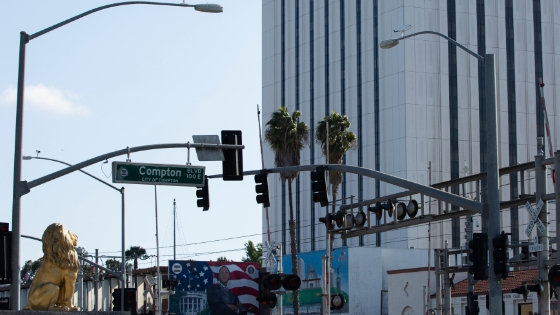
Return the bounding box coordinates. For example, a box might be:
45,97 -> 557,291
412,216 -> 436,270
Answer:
380,38 -> 399,49
22,156 -> 33,160
194,4 -> 223,13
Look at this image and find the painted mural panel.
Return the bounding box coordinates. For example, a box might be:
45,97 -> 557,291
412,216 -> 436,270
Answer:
168,260 -> 260,315
281,247 -> 349,314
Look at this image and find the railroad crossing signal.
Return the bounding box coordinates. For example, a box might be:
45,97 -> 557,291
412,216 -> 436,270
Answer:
525,200 -> 545,237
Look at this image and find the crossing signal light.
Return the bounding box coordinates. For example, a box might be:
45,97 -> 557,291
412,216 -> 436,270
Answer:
369,202 -> 383,221
254,172 -> 270,207
258,272 -> 278,309
466,292 -> 479,315
280,274 -> 301,291
468,233 -> 488,280
548,265 -> 560,287
0,223 -> 11,284
257,292 -> 277,308
319,213 -> 335,230
196,176 -> 210,210
354,210 -> 367,228
311,166 -> 329,207
330,293 -> 345,310
492,232 -> 509,279
221,130 -> 243,181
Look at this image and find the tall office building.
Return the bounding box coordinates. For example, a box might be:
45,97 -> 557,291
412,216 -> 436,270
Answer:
261,0 -> 559,258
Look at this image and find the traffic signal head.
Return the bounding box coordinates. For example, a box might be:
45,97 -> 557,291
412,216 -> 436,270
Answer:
196,177 -> 210,210
466,292 -> 479,315
221,130 -> 243,181
256,292 -> 277,308
112,288 -> 122,311
369,202 -> 383,221
281,274 -> 301,291
311,167 -> 329,207
254,172 -> 270,207
407,200 -> 419,218
319,213 -> 335,230
354,210 -> 367,228
381,200 -> 394,217
0,223 -> 8,234
396,202 -> 407,220
548,265 -> 560,287
333,211 -> 345,228
262,273 -> 282,290
492,233 -> 509,279
124,288 -> 137,312
330,293 -> 345,310
468,233 -> 488,280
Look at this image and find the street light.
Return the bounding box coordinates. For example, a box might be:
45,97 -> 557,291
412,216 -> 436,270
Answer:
380,28 -> 502,314
10,2 -> 222,310
23,155 -> 124,312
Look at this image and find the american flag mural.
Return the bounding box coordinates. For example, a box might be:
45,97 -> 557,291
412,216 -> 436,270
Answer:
169,260 -> 260,315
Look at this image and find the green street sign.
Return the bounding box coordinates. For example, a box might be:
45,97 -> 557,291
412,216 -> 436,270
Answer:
112,162 -> 205,187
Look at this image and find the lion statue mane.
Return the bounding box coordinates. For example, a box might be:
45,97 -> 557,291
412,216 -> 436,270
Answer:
23,223 -> 80,311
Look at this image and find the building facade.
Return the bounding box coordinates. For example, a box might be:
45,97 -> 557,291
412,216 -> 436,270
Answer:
262,1 -> 559,313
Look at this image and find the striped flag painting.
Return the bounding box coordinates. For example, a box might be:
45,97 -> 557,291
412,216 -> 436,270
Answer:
169,260 -> 260,315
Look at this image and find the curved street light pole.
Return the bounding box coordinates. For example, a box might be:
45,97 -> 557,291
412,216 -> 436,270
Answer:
11,2 -> 221,309
22,156 -> 124,311
380,30 -> 504,315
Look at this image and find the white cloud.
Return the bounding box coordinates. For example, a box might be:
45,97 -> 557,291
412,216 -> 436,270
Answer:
0,84 -> 90,116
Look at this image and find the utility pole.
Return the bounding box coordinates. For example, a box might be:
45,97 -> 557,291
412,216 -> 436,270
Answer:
95,249 -> 99,311
535,140 -> 550,313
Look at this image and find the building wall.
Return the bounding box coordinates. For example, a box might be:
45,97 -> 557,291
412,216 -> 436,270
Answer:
261,0 -> 559,257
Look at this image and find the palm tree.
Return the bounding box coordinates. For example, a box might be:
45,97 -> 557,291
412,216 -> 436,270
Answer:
125,246 -> 147,270
264,106 -> 309,315
315,112 -> 357,259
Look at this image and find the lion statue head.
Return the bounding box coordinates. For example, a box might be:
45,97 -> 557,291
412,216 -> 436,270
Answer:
42,223 -> 79,271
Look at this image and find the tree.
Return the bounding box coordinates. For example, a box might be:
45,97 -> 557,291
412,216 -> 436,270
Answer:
216,256 -> 230,262
316,111 -> 357,262
125,246 -> 147,270
105,259 -> 122,272
264,106 -> 309,315
20,258 -> 42,285
242,241 -> 262,265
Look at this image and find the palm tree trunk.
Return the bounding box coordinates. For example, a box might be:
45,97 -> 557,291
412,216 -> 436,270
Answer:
287,178 -> 300,315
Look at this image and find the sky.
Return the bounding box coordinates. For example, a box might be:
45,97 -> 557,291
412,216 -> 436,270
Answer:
0,1 -> 263,270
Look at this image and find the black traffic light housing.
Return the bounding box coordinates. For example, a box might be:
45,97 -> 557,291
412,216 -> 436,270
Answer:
113,288 -> 137,313
255,172 -> 270,208
221,130 -> 243,181
164,279 -> 179,290
369,202 -> 383,221
330,293 -> 345,310
466,292 -> 479,315
548,265 -> 560,287
492,232 -> 509,279
258,272 -> 278,310
196,176 -> 210,210
468,233 -> 488,280
319,213 -> 335,230
311,166 -> 329,207
0,223 -> 11,285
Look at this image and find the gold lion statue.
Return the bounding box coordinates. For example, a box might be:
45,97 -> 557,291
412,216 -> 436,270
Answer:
23,223 -> 80,311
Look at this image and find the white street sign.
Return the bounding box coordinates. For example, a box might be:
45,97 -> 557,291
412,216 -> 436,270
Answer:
529,243 -> 543,252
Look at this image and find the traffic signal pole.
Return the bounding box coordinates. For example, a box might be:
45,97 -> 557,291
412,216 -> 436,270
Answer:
535,153 -> 550,313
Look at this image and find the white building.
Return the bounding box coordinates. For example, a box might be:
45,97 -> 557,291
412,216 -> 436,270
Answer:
262,1 -> 559,314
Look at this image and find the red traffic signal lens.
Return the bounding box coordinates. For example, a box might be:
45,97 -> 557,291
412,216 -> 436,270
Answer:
0,223 -> 8,233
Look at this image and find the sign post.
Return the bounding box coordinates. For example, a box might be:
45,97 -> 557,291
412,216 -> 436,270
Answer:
112,162 -> 205,187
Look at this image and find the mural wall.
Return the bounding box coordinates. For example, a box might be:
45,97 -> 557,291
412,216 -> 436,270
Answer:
281,247 -> 349,314
168,260 -> 259,315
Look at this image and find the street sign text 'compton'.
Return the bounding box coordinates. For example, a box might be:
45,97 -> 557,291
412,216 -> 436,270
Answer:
112,162 -> 205,187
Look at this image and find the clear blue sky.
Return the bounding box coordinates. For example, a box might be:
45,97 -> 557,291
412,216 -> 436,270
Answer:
0,1 -> 263,269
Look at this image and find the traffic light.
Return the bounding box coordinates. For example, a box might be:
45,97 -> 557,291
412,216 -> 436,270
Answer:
548,265 -> 560,287
0,223 -> 11,284
319,213 -> 335,230
311,166 -> 329,207
255,172 -> 270,207
124,288 -> 137,314
330,293 -> 345,310
492,232 -> 509,279
468,233 -> 488,280
258,272 -> 278,309
196,176 -> 210,210
112,288 -> 122,311
221,130 -> 243,181
164,279 -> 179,290
466,292 -> 479,315
369,202 -> 383,221
280,273 -> 301,291
354,210 -> 367,228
